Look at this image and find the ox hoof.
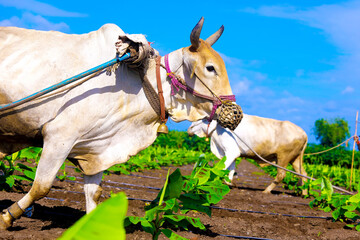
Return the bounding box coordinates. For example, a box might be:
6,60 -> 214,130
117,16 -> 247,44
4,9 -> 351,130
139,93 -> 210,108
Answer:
0,213 -> 12,230
224,181 -> 236,188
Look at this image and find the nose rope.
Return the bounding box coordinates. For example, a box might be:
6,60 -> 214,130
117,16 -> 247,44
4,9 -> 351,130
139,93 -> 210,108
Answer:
163,54 -> 236,122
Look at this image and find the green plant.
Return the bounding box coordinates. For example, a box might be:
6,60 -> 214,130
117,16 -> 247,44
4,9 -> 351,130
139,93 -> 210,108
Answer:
309,177 -> 360,231
153,130 -> 210,152
125,157 -> 230,239
104,146 -> 216,176
59,192 -> 128,240
304,144 -> 360,168
0,147 -> 41,190
256,161 -> 306,195
57,162 -> 77,181
304,163 -> 360,191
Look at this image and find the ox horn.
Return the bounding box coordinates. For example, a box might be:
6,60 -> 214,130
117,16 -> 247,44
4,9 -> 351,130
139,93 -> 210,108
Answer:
190,17 -> 204,50
206,25 -> 224,46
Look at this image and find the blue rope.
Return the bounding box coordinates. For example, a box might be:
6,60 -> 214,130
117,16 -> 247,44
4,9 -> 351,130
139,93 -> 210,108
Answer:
0,52 -> 131,112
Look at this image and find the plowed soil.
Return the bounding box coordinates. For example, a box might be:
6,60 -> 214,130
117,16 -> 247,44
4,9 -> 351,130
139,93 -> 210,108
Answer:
0,160 -> 359,240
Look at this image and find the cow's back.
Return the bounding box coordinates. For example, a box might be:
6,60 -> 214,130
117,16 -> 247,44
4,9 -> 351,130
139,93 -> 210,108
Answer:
233,114 -> 307,159
0,24 -> 127,154
0,24 -> 124,94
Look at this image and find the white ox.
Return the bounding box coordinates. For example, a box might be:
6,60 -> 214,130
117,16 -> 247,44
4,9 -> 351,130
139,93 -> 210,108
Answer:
0,18 -> 235,229
187,114 -> 308,194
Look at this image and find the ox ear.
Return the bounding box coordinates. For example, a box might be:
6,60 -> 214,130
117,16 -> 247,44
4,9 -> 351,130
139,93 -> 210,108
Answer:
190,17 -> 204,51
206,25 -> 224,46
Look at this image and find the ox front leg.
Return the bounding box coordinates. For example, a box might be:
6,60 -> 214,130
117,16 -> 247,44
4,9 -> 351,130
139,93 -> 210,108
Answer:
84,171 -> 103,213
227,161 -> 236,182
224,156 -> 237,186
0,140 -> 71,230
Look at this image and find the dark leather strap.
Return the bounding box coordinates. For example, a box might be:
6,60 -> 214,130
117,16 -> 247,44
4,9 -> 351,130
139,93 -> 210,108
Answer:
138,69 -> 161,116
156,56 -> 167,123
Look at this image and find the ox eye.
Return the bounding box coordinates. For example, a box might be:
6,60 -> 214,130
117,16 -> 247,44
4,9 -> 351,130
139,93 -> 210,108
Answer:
206,65 -> 215,72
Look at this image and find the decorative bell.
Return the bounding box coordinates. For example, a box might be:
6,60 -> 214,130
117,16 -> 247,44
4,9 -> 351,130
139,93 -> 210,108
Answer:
157,122 -> 169,134
205,137 -> 209,142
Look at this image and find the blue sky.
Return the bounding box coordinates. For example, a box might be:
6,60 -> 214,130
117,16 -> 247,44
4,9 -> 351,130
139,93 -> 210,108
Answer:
0,0 -> 359,144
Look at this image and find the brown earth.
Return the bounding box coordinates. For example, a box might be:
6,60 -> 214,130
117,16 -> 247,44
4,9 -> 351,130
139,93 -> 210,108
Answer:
0,160 -> 359,240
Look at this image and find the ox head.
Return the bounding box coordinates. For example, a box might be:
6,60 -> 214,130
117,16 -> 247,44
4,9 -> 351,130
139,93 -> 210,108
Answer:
168,17 -> 235,122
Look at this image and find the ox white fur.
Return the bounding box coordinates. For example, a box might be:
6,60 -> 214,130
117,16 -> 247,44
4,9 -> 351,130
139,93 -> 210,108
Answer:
0,18 -> 234,230
187,114 -> 308,194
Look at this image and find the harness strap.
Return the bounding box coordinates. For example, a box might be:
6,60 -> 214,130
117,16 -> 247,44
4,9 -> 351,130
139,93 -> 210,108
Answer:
156,56 -> 168,124
138,69 -> 161,117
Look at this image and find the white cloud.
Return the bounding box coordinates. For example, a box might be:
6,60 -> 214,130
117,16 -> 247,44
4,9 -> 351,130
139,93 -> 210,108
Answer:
243,1 -> 360,84
0,0 -> 87,17
341,86 -> 354,94
219,53 -> 244,66
0,12 -> 69,32
277,95 -> 305,105
232,78 -> 251,95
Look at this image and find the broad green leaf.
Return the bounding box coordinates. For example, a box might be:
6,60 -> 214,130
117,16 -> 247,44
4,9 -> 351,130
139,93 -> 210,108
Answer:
163,215 -> 205,230
180,200 -> 211,217
161,229 -> 188,240
11,152 -> 20,161
356,224 -> 360,231
342,203 -> 357,212
163,215 -> 187,224
320,177 -> 333,201
159,168 -> 183,201
159,168 -> 171,206
68,176 -> 77,181
144,206 -> 159,222
13,175 -> 33,182
158,198 -> 177,211
322,206 -> 332,212
311,178 -> 323,187
180,193 -> 208,202
16,163 -> 34,171
184,216 -> 206,230
332,208 -> 343,221
18,147 -> 42,160
59,192 -> 128,240
124,216 -> 142,227
205,194 -> 223,205
344,211 -> 359,220
213,157 -> 226,170
140,219 -> 155,235
210,168 -> 228,178
5,175 -> 14,187
348,193 -> 360,203
198,183 -> 230,197
182,179 -> 197,192
166,169 -> 183,199
331,195 -> 349,208
194,168 -> 210,185
23,170 -> 36,181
